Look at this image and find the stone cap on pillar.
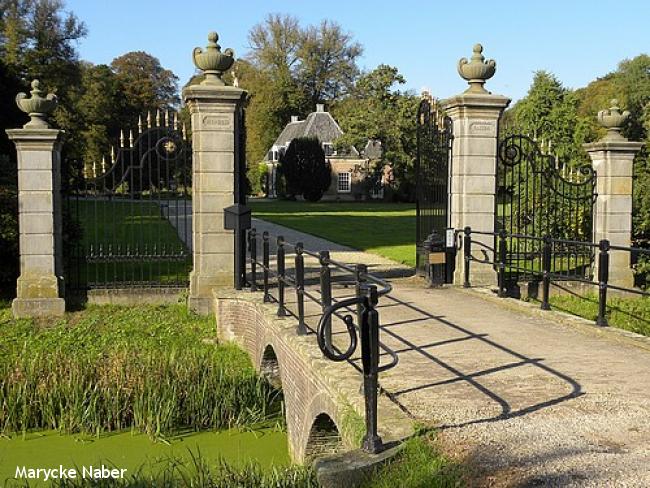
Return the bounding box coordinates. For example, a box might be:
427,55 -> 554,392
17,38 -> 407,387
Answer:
442,44 -> 511,114
583,99 -> 644,154
15,80 -> 58,129
183,31 -> 246,105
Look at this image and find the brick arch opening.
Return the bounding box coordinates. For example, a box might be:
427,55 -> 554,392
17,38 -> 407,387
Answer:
260,344 -> 281,389
304,413 -> 343,461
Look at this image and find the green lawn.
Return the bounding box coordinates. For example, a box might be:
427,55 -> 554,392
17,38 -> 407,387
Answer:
548,293 -> 650,336
249,201 -> 417,266
67,199 -> 191,288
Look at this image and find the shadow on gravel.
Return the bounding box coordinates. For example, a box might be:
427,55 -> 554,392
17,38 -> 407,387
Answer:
376,295 -> 584,429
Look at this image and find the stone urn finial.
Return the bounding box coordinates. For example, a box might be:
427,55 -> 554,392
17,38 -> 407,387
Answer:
457,44 -> 496,94
597,99 -> 630,141
15,80 -> 58,128
192,31 -> 235,86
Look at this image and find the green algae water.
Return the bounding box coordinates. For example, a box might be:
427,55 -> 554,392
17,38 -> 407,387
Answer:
0,426 -> 289,486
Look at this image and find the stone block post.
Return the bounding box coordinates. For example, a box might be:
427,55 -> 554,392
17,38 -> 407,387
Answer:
442,45 -> 510,285
183,32 -> 247,314
583,100 -> 644,288
7,80 -> 65,317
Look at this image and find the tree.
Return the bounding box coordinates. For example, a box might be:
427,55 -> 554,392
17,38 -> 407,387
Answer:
111,51 -> 179,119
243,14 -> 362,167
279,137 -> 331,201
334,65 -> 419,200
298,20 -> 362,105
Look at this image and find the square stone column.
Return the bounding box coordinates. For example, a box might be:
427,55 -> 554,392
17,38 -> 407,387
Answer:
583,140 -> 643,288
6,128 -> 66,317
183,83 -> 247,314
442,93 -> 510,286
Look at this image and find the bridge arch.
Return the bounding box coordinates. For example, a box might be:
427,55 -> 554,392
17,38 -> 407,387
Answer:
304,412 -> 343,461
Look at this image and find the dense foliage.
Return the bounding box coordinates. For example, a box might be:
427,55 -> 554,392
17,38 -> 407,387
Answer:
0,304 -> 281,437
278,137 -> 331,201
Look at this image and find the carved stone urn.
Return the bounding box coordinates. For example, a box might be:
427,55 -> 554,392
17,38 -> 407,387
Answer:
457,44 -> 496,94
597,99 -> 630,141
15,79 -> 58,128
192,31 -> 235,86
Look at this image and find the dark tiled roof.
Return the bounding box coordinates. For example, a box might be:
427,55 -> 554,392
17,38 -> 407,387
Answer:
274,120 -> 307,147
270,111 -> 344,151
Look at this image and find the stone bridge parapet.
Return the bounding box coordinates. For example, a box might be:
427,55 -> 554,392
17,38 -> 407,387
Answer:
214,290 -> 413,463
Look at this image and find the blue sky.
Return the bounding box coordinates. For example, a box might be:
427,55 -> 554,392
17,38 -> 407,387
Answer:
65,0 -> 649,102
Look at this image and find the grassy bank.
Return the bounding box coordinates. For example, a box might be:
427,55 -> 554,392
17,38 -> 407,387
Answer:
0,303 -> 280,437
548,293 -> 650,336
249,201 -> 416,266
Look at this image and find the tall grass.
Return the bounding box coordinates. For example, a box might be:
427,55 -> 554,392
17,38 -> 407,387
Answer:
0,304 -> 282,437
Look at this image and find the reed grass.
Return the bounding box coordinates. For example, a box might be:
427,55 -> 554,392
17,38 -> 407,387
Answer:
0,304 -> 282,438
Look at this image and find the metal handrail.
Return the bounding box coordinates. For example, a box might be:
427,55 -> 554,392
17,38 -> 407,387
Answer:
244,227 -> 399,454
460,226 -> 649,326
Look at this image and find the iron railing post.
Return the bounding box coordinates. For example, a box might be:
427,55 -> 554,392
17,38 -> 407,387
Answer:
463,226 -> 471,288
277,236 -> 287,317
497,229 -> 507,297
355,263 -> 368,326
319,250 -> 333,350
541,235 -> 552,310
249,228 -> 258,292
234,226 -> 243,290
295,242 -> 306,335
360,284 -> 382,454
596,239 -> 610,327
262,231 -> 270,302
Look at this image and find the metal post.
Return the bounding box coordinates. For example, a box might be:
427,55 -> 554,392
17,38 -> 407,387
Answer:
541,235 -> 552,310
277,236 -> 287,317
234,225 -> 243,290
497,229 -> 507,297
262,231 -> 270,302
249,228 -> 258,292
463,226 -> 471,288
360,284 -> 382,454
355,264 -> 368,327
596,239 -> 610,327
295,242 -> 306,335
319,250 -> 333,350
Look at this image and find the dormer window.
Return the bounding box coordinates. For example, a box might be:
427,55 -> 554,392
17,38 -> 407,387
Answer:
322,143 -> 335,157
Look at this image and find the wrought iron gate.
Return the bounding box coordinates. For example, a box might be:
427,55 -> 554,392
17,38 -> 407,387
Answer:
64,110 -> 192,291
415,96 -> 453,280
496,134 -> 596,285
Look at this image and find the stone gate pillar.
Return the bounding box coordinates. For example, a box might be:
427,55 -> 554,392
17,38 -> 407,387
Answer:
7,80 -> 65,317
583,100 -> 644,288
184,32 -> 247,314
442,44 -> 510,286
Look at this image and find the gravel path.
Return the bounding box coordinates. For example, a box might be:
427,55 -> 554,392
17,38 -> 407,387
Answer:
254,219 -> 650,487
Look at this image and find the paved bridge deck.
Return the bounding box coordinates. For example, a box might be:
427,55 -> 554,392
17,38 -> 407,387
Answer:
245,218 -> 650,487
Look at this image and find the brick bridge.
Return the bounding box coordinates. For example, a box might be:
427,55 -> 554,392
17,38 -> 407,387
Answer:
214,289 -> 413,462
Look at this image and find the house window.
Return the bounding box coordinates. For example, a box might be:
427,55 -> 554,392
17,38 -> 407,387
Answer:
323,143 -> 335,157
337,172 -> 351,193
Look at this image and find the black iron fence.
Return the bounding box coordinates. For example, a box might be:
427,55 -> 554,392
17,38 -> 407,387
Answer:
461,227 -> 650,327
246,228 -> 398,454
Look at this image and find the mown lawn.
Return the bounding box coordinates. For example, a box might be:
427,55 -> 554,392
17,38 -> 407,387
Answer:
249,200 -> 417,266
548,293 -> 650,336
67,199 -> 191,288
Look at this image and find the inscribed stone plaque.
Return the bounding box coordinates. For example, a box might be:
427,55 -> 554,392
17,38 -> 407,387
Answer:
202,114 -> 233,130
469,120 -> 496,136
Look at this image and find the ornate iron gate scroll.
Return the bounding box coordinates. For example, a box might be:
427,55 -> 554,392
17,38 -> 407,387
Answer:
64,111 -> 192,291
496,134 -> 596,285
415,96 -> 453,277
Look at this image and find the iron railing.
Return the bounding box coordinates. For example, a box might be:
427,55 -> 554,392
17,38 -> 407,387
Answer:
461,227 -> 650,327
246,228 -> 398,453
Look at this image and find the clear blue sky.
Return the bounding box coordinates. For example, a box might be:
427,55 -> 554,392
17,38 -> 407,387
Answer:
65,0 -> 649,102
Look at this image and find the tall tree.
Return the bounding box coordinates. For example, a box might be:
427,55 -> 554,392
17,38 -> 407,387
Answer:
334,65 -> 419,199
298,20 -> 362,105
111,51 -> 179,119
